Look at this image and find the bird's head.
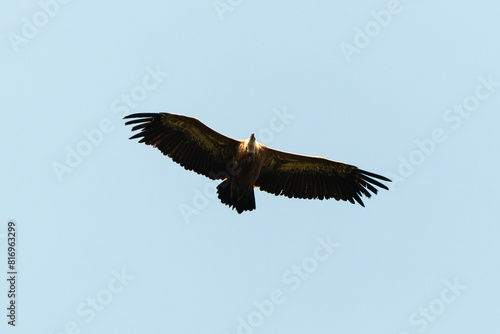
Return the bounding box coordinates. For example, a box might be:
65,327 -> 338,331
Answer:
244,133 -> 260,154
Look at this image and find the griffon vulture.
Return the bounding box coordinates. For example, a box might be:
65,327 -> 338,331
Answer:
124,113 -> 390,213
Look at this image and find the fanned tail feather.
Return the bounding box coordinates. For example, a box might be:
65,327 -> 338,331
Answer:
217,179 -> 256,214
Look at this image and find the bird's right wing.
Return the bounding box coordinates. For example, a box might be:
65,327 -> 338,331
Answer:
124,113 -> 241,180
255,146 -> 391,206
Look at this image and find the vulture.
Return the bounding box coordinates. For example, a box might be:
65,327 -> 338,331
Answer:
124,113 -> 391,213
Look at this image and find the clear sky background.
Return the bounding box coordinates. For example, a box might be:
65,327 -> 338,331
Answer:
2,1 -> 500,333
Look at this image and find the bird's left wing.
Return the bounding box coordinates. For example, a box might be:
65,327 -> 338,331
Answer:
124,113 -> 241,180
255,146 -> 391,206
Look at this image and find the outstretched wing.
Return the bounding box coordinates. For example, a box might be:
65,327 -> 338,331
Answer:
255,147 -> 391,207
124,113 -> 241,180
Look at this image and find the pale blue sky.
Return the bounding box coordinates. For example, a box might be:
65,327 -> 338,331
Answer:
2,1 -> 500,333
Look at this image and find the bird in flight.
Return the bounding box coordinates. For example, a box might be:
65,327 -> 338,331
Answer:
124,113 -> 391,213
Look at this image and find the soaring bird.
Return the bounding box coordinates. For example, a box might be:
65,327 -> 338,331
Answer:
124,113 -> 390,213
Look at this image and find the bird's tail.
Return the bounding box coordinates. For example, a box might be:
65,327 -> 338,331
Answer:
217,179 -> 256,214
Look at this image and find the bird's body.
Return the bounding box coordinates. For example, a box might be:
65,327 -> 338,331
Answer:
216,134 -> 263,212
124,113 -> 390,213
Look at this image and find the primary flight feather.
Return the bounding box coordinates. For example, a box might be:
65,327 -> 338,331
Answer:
124,113 -> 391,213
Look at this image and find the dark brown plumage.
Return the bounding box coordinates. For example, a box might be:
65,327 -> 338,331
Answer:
124,113 -> 391,213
